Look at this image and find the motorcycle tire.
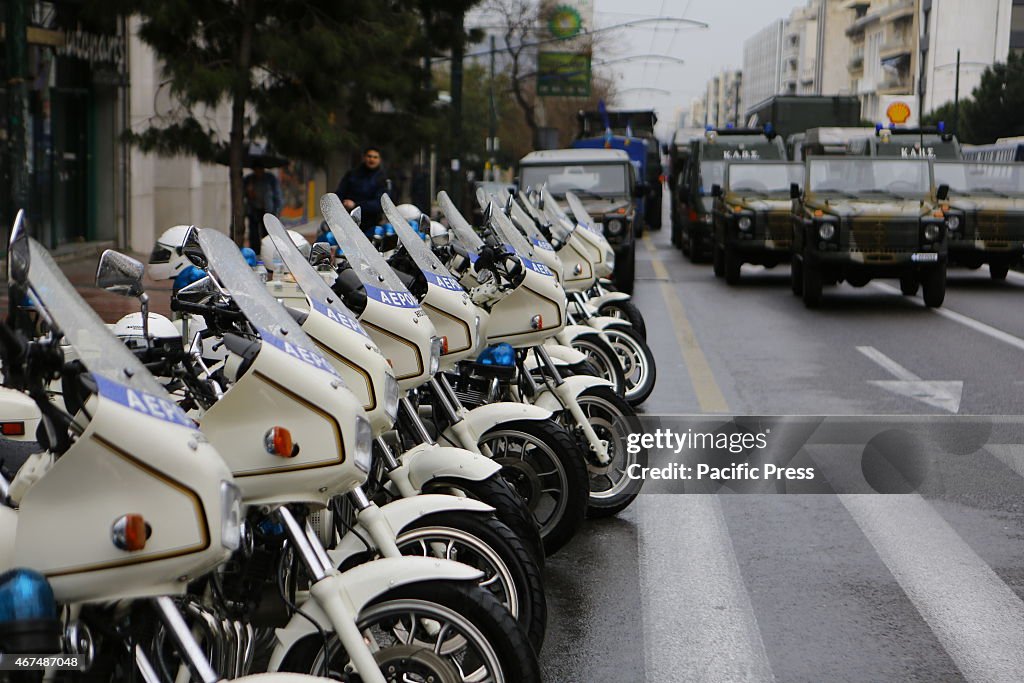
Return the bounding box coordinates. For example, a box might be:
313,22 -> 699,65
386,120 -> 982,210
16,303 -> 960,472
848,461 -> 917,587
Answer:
569,332 -> 626,398
597,299 -> 647,340
423,473 -> 545,570
602,324 -> 657,407
278,580 -> 542,683
563,385 -> 647,518
397,511 -> 547,652
479,420 -> 589,556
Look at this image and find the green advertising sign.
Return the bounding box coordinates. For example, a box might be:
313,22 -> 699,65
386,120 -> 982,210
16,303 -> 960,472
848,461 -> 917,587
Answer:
537,52 -> 591,97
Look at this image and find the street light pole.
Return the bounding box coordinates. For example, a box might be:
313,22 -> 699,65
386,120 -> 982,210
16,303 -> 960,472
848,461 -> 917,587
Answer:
953,48 -> 961,136
450,8 -> 465,211
488,34 -> 497,182
5,0 -> 29,227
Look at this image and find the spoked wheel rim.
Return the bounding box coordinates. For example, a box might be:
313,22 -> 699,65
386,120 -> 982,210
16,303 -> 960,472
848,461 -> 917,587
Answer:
481,429 -> 569,540
571,338 -> 622,394
313,598 -> 505,683
604,330 -> 648,400
574,393 -> 635,500
396,527 -> 519,621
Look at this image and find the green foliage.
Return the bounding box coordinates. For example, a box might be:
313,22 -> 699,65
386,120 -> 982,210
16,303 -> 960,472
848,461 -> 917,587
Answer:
925,54 -> 1024,144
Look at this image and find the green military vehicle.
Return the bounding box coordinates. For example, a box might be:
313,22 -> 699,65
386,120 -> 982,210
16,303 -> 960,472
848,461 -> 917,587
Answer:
850,126 -> 962,159
790,157 -> 948,308
672,128 -> 786,262
709,161 -> 803,285
932,160 -> 1024,279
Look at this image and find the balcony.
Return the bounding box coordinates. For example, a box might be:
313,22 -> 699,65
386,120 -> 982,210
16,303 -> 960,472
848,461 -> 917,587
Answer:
846,11 -> 882,37
848,50 -> 865,71
877,74 -> 913,94
882,0 -> 915,23
840,0 -> 871,9
880,40 -> 912,60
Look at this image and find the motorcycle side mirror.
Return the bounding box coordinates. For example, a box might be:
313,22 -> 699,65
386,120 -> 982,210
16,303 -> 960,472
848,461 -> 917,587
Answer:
936,183 -> 950,201
350,206 -> 362,226
417,213 -> 431,235
181,226 -> 207,269
309,242 -> 333,268
482,202 -> 493,227
176,275 -> 216,303
710,184 -> 723,198
96,250 -> 146,298
790,183 -> 802,200
7,210 -> 29,286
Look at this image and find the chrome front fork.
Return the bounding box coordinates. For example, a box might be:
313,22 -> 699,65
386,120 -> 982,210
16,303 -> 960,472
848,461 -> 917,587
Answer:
533,345 -> 611,465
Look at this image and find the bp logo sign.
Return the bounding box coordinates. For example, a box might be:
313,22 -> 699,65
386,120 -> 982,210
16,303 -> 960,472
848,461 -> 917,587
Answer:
548,5 -> 584,39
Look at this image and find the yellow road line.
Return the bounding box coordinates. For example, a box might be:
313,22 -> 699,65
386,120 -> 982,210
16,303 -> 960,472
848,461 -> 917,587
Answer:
642,235 -> 730,413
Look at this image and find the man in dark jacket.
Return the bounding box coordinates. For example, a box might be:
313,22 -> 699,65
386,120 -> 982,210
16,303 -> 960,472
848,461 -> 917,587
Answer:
335,146 -> 389,232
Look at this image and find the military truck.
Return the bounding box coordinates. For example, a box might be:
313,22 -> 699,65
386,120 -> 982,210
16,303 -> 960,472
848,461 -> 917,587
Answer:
933,160 -> 1024,279
709,161 -> 804,284
789,127 -> 877,160
850,126 -> 963,160
745,95 -> 862,141
790,157 -> 948,308
672,128 -> 787,262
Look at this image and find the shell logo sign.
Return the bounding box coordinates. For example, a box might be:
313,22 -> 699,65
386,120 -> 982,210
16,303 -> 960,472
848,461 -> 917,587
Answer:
886,100 -> 912,125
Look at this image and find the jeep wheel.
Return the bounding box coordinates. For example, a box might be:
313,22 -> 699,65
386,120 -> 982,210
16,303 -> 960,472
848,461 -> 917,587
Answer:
791,258 -> 803,296
922,265 -> 946,308
712,244 -> 724,278
899,273 -> 919,296
990,262 -> 1009,281
802,260 -> 823,309
724,246 -> 741,285
687,232 -> 701,263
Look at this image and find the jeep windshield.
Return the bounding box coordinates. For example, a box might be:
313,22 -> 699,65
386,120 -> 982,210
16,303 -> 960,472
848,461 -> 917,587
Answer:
520,163 -> 628,198
807,158 -> 931,199
727,163 -> 803,196
934,162 -> 1024,197
699,162 -> 725,195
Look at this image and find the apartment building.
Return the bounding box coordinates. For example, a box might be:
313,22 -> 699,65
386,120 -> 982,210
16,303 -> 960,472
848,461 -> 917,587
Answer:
742,20 -> 787,114
704,70 -> 743,128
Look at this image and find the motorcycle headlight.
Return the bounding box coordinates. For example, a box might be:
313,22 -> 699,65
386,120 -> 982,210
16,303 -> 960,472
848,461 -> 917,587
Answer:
605,246 -> 615,269
818,223 -> 836,240
701,214 -> 713,224
945,215 -> 960,231
429,336 -> 442,375
924,223 -> 941,241
219,480 -> 243,551
383,372 -> 400,423
606,219 -> 624,236
353,415 -> 373,473
738,216 -> 752,231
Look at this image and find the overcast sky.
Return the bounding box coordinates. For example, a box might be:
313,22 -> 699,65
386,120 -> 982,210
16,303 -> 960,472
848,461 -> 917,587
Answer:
591,0 -> 804,136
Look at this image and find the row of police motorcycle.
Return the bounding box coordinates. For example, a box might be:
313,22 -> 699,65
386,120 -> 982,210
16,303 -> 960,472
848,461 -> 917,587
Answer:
0,183 -> 656,681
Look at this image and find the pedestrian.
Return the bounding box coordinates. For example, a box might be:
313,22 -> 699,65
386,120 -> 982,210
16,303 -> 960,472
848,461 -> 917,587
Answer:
335,146 -> 390,233
243,163 -> 284,249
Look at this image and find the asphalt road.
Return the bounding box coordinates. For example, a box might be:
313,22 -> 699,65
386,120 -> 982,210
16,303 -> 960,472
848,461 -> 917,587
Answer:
539,206 -> 1024,682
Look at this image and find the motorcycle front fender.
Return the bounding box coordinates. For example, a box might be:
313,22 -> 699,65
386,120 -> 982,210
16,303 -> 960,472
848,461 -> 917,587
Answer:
554,324 -> 603,346
581,315 -> 633,332
327,493 -> 496,568
441,401 -> 554,448
532,374 -> 614,413
588,290 -> 632,309
532,342 -> 588,366
402,443 -> 501,488
267,556 -> 483,672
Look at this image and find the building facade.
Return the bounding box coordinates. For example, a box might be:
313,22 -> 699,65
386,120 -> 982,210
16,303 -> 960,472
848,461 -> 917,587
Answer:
742,20 -> 786,115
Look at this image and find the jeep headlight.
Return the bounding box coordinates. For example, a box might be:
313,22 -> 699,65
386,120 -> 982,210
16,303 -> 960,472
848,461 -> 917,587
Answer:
701,214 -> 713,224
738,216 -> 752,231
383,372 -> 400,423
219,480 -> 243,551
818,223 -> 836,240
353,415 -> 373,473
945,215 -> 960,231
606,219 -> 624,236
924,223 -> 941,241
429,336 -> 442,375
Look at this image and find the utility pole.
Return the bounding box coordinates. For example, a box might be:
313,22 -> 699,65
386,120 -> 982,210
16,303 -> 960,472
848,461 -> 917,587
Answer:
450,7 -> 465,212
5,0 -> 29,226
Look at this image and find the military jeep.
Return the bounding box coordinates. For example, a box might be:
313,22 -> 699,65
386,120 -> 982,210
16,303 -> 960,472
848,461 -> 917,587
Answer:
933,160 -> 1024,279
790,157 -> 948,308
710,161 -> 803,285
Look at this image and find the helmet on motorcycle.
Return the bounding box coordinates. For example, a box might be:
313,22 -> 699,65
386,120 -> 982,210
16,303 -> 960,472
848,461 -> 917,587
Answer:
112,312 -> 181,351
260,230 -> 311,271
429,220 -> 450,246
395,204 -> 424,224
148,225 -> 192,281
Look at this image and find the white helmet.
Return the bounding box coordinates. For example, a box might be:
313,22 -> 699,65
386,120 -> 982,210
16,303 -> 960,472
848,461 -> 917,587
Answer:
395,203 -> 425,224
111,312 -> 181,351
429,220 -> 450,246
148,225 -> 192,281
260,229 -> 311,271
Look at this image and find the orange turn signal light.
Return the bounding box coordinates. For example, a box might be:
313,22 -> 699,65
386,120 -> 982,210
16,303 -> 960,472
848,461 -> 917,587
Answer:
814,209 -> 824,217
440,336 -> 449,354
933,210 -> 944,218
265,426 -> 298,458
112,513 -> 150,551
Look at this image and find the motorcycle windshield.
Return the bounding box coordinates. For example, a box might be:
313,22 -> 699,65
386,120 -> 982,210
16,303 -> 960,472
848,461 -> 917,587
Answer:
320,193 -> 419,309
437,190 -> 485,252
380,195 -> 464,293
539,186 -> 578,240
26,238 -> 193,426
486,201 -> 555,278
564,191 -> 601,235
508,196 -> 555,251
263,214 -> 369,339
198,228 -> 343,381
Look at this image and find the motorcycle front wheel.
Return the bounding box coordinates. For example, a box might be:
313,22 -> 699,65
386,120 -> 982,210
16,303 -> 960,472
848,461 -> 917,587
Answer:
597,299 -> 647,339
569,333 -> 626,397
602,325 -> 657,407
277,581 -> 541,683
